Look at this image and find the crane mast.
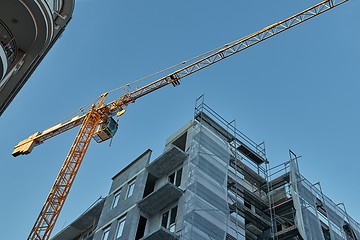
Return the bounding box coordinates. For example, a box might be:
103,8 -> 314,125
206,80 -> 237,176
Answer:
12,1 -> 348,239
28,109 -> 102,240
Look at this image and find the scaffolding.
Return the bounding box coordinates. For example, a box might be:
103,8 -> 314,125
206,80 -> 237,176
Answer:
180,97 -> 360,240
181,96 -> 273,240
181,97 -> 230,240
267,150 -> 360,240
267,152 -> 298,240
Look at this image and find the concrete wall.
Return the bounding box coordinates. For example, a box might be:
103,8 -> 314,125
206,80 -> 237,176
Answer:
145,165 -> 188,236
140,125 -> 192,238
93,151 -> 151,240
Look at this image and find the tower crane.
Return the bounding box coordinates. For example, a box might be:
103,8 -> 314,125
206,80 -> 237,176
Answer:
12,1 -> 348,239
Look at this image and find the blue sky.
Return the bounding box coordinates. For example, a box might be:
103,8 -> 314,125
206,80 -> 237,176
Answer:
1,0 -> 359,239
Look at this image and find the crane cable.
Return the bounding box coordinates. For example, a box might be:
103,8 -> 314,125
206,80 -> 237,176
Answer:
106,37 -> 245,95
54,37 -> 245,127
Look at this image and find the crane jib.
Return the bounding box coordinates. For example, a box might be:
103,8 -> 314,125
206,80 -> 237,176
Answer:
110,0 -> 348,110
14,1 -> 349,239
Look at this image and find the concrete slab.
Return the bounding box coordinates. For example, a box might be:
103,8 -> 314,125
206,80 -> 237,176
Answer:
147,146 -> 187,178
137,183 -> 183,215
141,227 -> 178,240
51,198 -> 105,240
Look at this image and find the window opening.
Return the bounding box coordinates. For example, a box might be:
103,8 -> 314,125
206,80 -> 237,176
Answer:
161,206 -> 178,232
112,189 -> 121,209
127,178 -> 136,198
343,223 -> 357,240
244,200 -> 251,210
168,167 -> 182,187
143,174 -> 156,198
172,132 -> 187,151
161,211 -> 169,227
102,227 -> 110,240
135,216 -> 147,240
116,216 -> 126,238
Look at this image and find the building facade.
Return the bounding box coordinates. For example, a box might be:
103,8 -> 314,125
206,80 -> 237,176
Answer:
52,100 -> 360,240
0,0 -> 75,115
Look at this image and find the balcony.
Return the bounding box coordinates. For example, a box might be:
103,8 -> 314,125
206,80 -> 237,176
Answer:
147,146 -> 187,178
275,225 -> 298,240
138,183 -> 183,215
141,227 -> 178,240
51,198 -> 105,240
243,205 -> 272,229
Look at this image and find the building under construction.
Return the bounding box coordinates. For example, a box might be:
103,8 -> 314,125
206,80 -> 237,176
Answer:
9,1 -> 353,239
51,98 -> 360,240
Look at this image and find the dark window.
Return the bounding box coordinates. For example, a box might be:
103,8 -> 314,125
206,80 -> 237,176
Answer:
175,168 -> 182,186
173,132 -> 187,151
143,173 -> 156,198
170,206 -> 178,225
135,216 -> 147,240
161,211 -> 169,228
161,206 -> 178,232
343,223 -> 357,240
169,173 -> 175,185
168,168 -> 182,187
244,200 -> 251,210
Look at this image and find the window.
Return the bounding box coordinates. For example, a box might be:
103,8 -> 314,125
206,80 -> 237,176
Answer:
161,206 -> 178,232
102,227 -> 110,240
112,189 -> 121,209
168,167 -> 182,187
127,178 -> 136,198
244,200 -> 251,210
143,174 -> 156,198
343,223 -> 357,240
172,132 -> 187,151
135,216 -> 147,240
116,216 -> 126,238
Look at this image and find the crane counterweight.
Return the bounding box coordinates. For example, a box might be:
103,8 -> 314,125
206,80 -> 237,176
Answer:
12,132 -> 41,157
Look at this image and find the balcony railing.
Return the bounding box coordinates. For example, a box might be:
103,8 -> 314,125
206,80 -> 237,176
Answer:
0,20 -> 17,67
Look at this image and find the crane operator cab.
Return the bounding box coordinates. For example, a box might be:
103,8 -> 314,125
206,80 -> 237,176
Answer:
93,117 -> 118,143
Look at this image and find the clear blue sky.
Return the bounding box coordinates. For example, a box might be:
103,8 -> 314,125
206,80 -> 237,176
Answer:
1,0 -> 359,239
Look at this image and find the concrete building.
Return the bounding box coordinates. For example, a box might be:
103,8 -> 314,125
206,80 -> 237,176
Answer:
0,0 -> 75,115
52,99 -> 360,240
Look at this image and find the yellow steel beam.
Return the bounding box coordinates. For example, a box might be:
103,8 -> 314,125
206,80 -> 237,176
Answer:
28,108 -> 101,240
